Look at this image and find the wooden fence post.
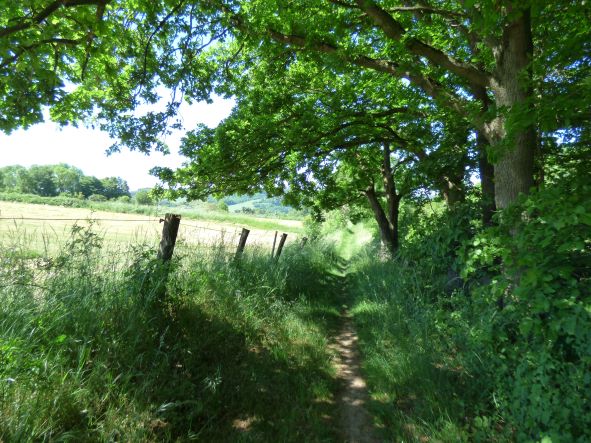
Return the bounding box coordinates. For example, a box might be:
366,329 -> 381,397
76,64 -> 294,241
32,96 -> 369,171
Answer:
271,230 -> 278,257
274,233 -> 288,260
235,228 -> 250,259
155,213 -> 181,299
158,214 -> 181,261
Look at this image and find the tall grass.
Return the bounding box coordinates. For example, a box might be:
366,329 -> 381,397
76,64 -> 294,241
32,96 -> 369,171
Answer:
346,245 -> 501,442
0,224 -> 341,441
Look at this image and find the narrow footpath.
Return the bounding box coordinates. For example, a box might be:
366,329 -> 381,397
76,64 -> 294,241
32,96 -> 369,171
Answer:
328,260 -> 379,443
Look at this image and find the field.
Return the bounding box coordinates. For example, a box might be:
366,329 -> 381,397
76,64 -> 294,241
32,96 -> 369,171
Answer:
0,201 -> 303,256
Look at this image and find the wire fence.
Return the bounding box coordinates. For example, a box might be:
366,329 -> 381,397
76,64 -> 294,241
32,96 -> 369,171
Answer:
0,214 -> 302,257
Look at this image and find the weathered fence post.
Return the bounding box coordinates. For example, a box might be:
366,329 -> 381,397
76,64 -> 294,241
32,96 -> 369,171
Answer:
157,214 -> 181,261
235,228 -> 250,259
155,213 -> 181,299
271,230 -> 278,258
274,233 -> 288,260
301,237 -> 308,248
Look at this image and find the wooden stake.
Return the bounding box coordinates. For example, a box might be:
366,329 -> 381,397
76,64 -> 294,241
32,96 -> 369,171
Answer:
275,233 -> 288,260
157,214 -> 181,262
271,230 -> 278,257
154,213 -> 181,300
235,228 -> 250,259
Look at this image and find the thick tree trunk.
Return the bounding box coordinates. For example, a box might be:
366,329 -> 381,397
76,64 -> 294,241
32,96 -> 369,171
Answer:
365,185 -> 397,253
485,7 -> 536,209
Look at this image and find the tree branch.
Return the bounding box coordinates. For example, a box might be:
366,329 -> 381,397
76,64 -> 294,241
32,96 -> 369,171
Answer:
1,37 -> 83,69
0,0 -> 111,38
267,29 -> 470,117
354,0 -> 491,88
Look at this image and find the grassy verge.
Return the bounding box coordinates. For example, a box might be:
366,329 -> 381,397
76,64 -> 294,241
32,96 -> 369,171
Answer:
0,226 -> 342,441
345,246 -> 501,442
0,192 -> 303,234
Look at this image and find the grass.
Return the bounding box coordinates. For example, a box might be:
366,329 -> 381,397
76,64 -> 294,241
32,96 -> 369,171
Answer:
0,223 -> 344,441
344,246 -> 503,442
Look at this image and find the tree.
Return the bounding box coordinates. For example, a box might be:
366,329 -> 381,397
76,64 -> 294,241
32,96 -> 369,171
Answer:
2,1 -> 588,211
155,59 -> 472,251
100,176 -> 130,199
134,189 -> 153,205
53,163 -> 83,194
79,175 -> 104,198
18,165 -> 58,196
0,165 -> 27,191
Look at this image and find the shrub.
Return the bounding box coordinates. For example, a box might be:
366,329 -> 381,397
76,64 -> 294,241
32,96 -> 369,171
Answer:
87,194 -> 107,202
134,189 -> 153,205
462,176 -> 591,441
216,200 -> 229,212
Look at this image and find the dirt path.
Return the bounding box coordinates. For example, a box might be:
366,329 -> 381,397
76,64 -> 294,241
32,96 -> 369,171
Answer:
330,310 -> 379,443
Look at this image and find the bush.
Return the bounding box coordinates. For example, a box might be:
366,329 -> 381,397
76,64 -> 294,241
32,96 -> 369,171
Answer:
87,194 -> 107,202
134,189 -> 153,205
117,195 -> 131,204
216,200 -> 229,212
462,176 -> 591,441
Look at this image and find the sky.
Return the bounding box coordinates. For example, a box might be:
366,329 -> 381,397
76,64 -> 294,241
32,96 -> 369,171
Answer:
0,96 -> 235,191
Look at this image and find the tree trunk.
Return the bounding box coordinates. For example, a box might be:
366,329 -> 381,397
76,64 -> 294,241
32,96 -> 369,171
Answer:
485,7 -> 536,209
365,185 -> 397,253
381,142 -> 401,249
440,176 -> 465,207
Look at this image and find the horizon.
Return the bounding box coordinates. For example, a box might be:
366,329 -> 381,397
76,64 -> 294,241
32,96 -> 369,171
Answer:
0,95 -> 234,191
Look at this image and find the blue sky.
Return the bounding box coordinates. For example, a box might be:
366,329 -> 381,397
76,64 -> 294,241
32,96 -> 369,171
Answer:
0,96 -> 234,190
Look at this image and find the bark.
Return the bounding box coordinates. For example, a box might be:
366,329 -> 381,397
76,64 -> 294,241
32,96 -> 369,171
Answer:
365,185 -> 397,253
381,142 -> 401,249
363,142 -> 403,253
440,176 -> 465,207
485,7 -> 536,209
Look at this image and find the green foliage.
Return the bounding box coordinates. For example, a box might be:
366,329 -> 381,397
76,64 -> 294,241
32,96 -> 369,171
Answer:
0,164 -> 129,200
216,199 -> 229,212
462,176 -> 591,441
133,189 -> 153,206
117,195 -> 131,203
347,251 -> 496,442
87,193 -> 107,202
343,171 -> 590,441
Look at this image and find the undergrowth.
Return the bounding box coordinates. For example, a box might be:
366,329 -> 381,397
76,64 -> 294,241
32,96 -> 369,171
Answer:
346,175 -> 590,442
0,223 -> 341,441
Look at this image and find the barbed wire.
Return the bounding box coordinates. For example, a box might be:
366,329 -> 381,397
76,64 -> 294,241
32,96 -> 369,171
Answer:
0,217 -> 159,222
181,223 -> 235,233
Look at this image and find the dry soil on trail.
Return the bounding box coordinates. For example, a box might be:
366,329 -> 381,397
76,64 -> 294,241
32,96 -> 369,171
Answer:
330,310 -> 379,443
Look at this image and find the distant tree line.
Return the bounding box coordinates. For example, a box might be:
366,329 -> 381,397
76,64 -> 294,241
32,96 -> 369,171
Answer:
0,164 -> 131,201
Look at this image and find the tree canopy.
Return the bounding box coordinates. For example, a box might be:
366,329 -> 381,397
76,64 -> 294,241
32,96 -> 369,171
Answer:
0,163 -> 130,199
1,0 -> 589,236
